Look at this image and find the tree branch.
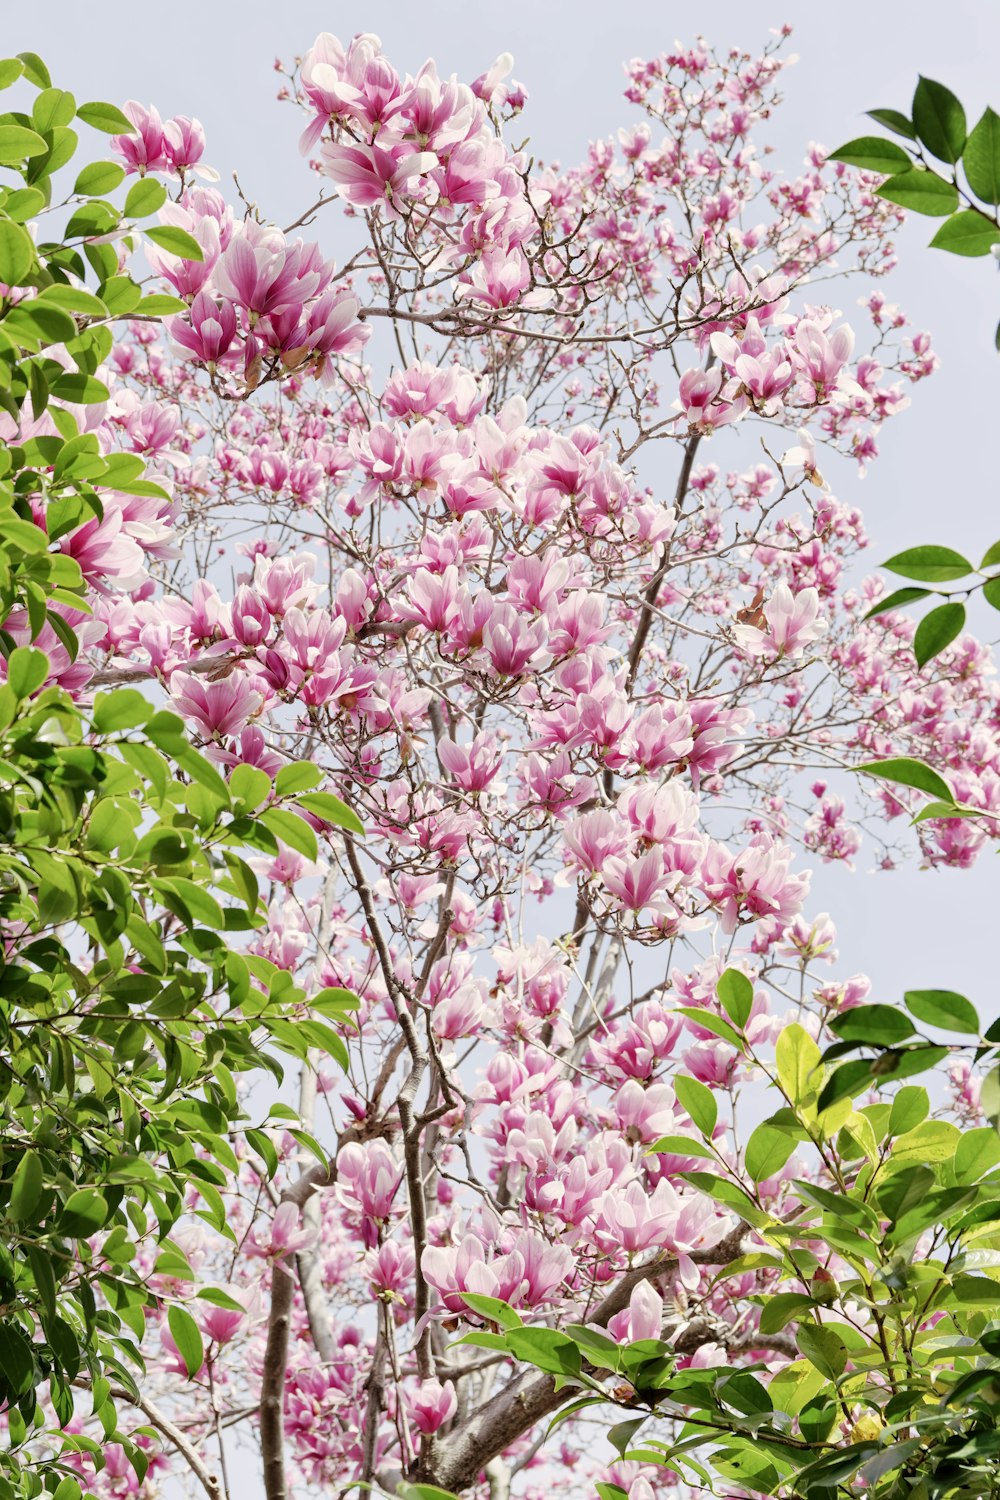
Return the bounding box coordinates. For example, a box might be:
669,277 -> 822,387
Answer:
260,1261 -> 294,1500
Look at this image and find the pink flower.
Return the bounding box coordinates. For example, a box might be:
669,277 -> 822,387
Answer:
168,291 -> 237,367
245,1201 -> 316,1261
171,671 -> 263,739
733,582 -> 827,660
406,1379 -> 457,1435
112,101 -> 170,174
320,141 -> 436,216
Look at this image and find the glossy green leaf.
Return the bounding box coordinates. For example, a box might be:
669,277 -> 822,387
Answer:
855,756 -> 954,803
866,107 -> 916,140
73,159 -> 125,195
166,1304 -> 204,1378
673,1074 -> 718,1139
963,106 -> 1000,203
124,176 -> 167,219
8,1150 -> 44,1221
260,806 -> 319,861
745,1121 -> 798,1182
59,1187 -> 109,1235
144,224 -> 205,262
877,168 -> 959,216
506,1327 -> 581,1377
0,219 -> 34,286
863,586 -> 931,620
904,988 -> 980,1034
717,967 -> 753,1028
796,1323 -> 848,1379
7,645 -> 50,699
828,136 -> 912,174
829,1005 -> 916,1047
914,601 -> 966,666
76,101 -> 134,134
912,75 -> 967,163
0,123 -> 48,163
929,209 -> 1000,257
296,790 -> 365,835
460,1293 -> 523,1329
883,544 -> 972,582
888,1086 -> 930,1136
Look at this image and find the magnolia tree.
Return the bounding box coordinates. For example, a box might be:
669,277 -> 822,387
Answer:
5,25 -> 1000,1500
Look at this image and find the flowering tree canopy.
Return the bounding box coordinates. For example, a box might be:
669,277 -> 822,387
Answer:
2,28 -> 1000,1500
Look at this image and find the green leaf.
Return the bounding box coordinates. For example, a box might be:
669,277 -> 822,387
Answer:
863,586 -> 931,620
759,1293 -> 815,1335
260,807 -> 319,861
904,988 -> 980,1035
717,968 -> 753,1028
166,1304 -> 204,1378
0,218 -> 34,286
855,756 -> 954,803
274,760 -> 323,795
124,177 -> 167,219
59,1187 -> 109,1235
866,108 -> 917,141
828,137 -> 912,174
40,284 -> 107,317
16,52 -> 51,88
675,1007 -> 742,1049
73,159 -> 125,195
877,1163 -> 936,1222
136,293 -> 188,315
8,1150 -> 44,1221
829,1005 -> 915,1047
0,59 -> 24,90
914,601 -> 966,666
144,224 -> 205,262
648,1134 -> 716,1160
92,688 -> 151,733
296,791 -> 365,835
796,1323 -> 848,1379
913,75 -> 967,163
506,1327 -> 580,1377
929,209 -> 1000,257
7,645 -> 50,699
397,1486 -> 461,1500
76,101 -> 135,135
460,1293 -> 523,1329
963,106 -> 1000,203
984,575 -> 1000,612
776,1024 -> 821,1108
888,1086 -> 929,1136
981,539 -> 1000,569
228,763 -> 271,810
0,123 -> 48,163
674,1075 -> 717,1138
99,275 -> 142,316
877,167 -> 960,216
49,373 -> 110,404
883,544 -> 972,582
33,88 -> 76,133
745,1121 -> 798,1182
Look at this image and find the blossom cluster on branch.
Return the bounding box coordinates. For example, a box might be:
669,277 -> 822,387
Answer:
9,24 -> 1000,1500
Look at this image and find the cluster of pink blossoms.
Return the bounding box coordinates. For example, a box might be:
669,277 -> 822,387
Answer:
11,24 -> 999,1500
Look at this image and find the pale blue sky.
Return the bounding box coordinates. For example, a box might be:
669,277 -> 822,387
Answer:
11,2 -> 999,1033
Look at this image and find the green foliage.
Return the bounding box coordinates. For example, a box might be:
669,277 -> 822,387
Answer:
506,993 -> 1000,1500
860,537 -> 1000,671
0,53 -> 360,1496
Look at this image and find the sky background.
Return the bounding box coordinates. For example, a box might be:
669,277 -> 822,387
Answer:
5,0 -> 993,1008
6,1 -> 1000,1493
